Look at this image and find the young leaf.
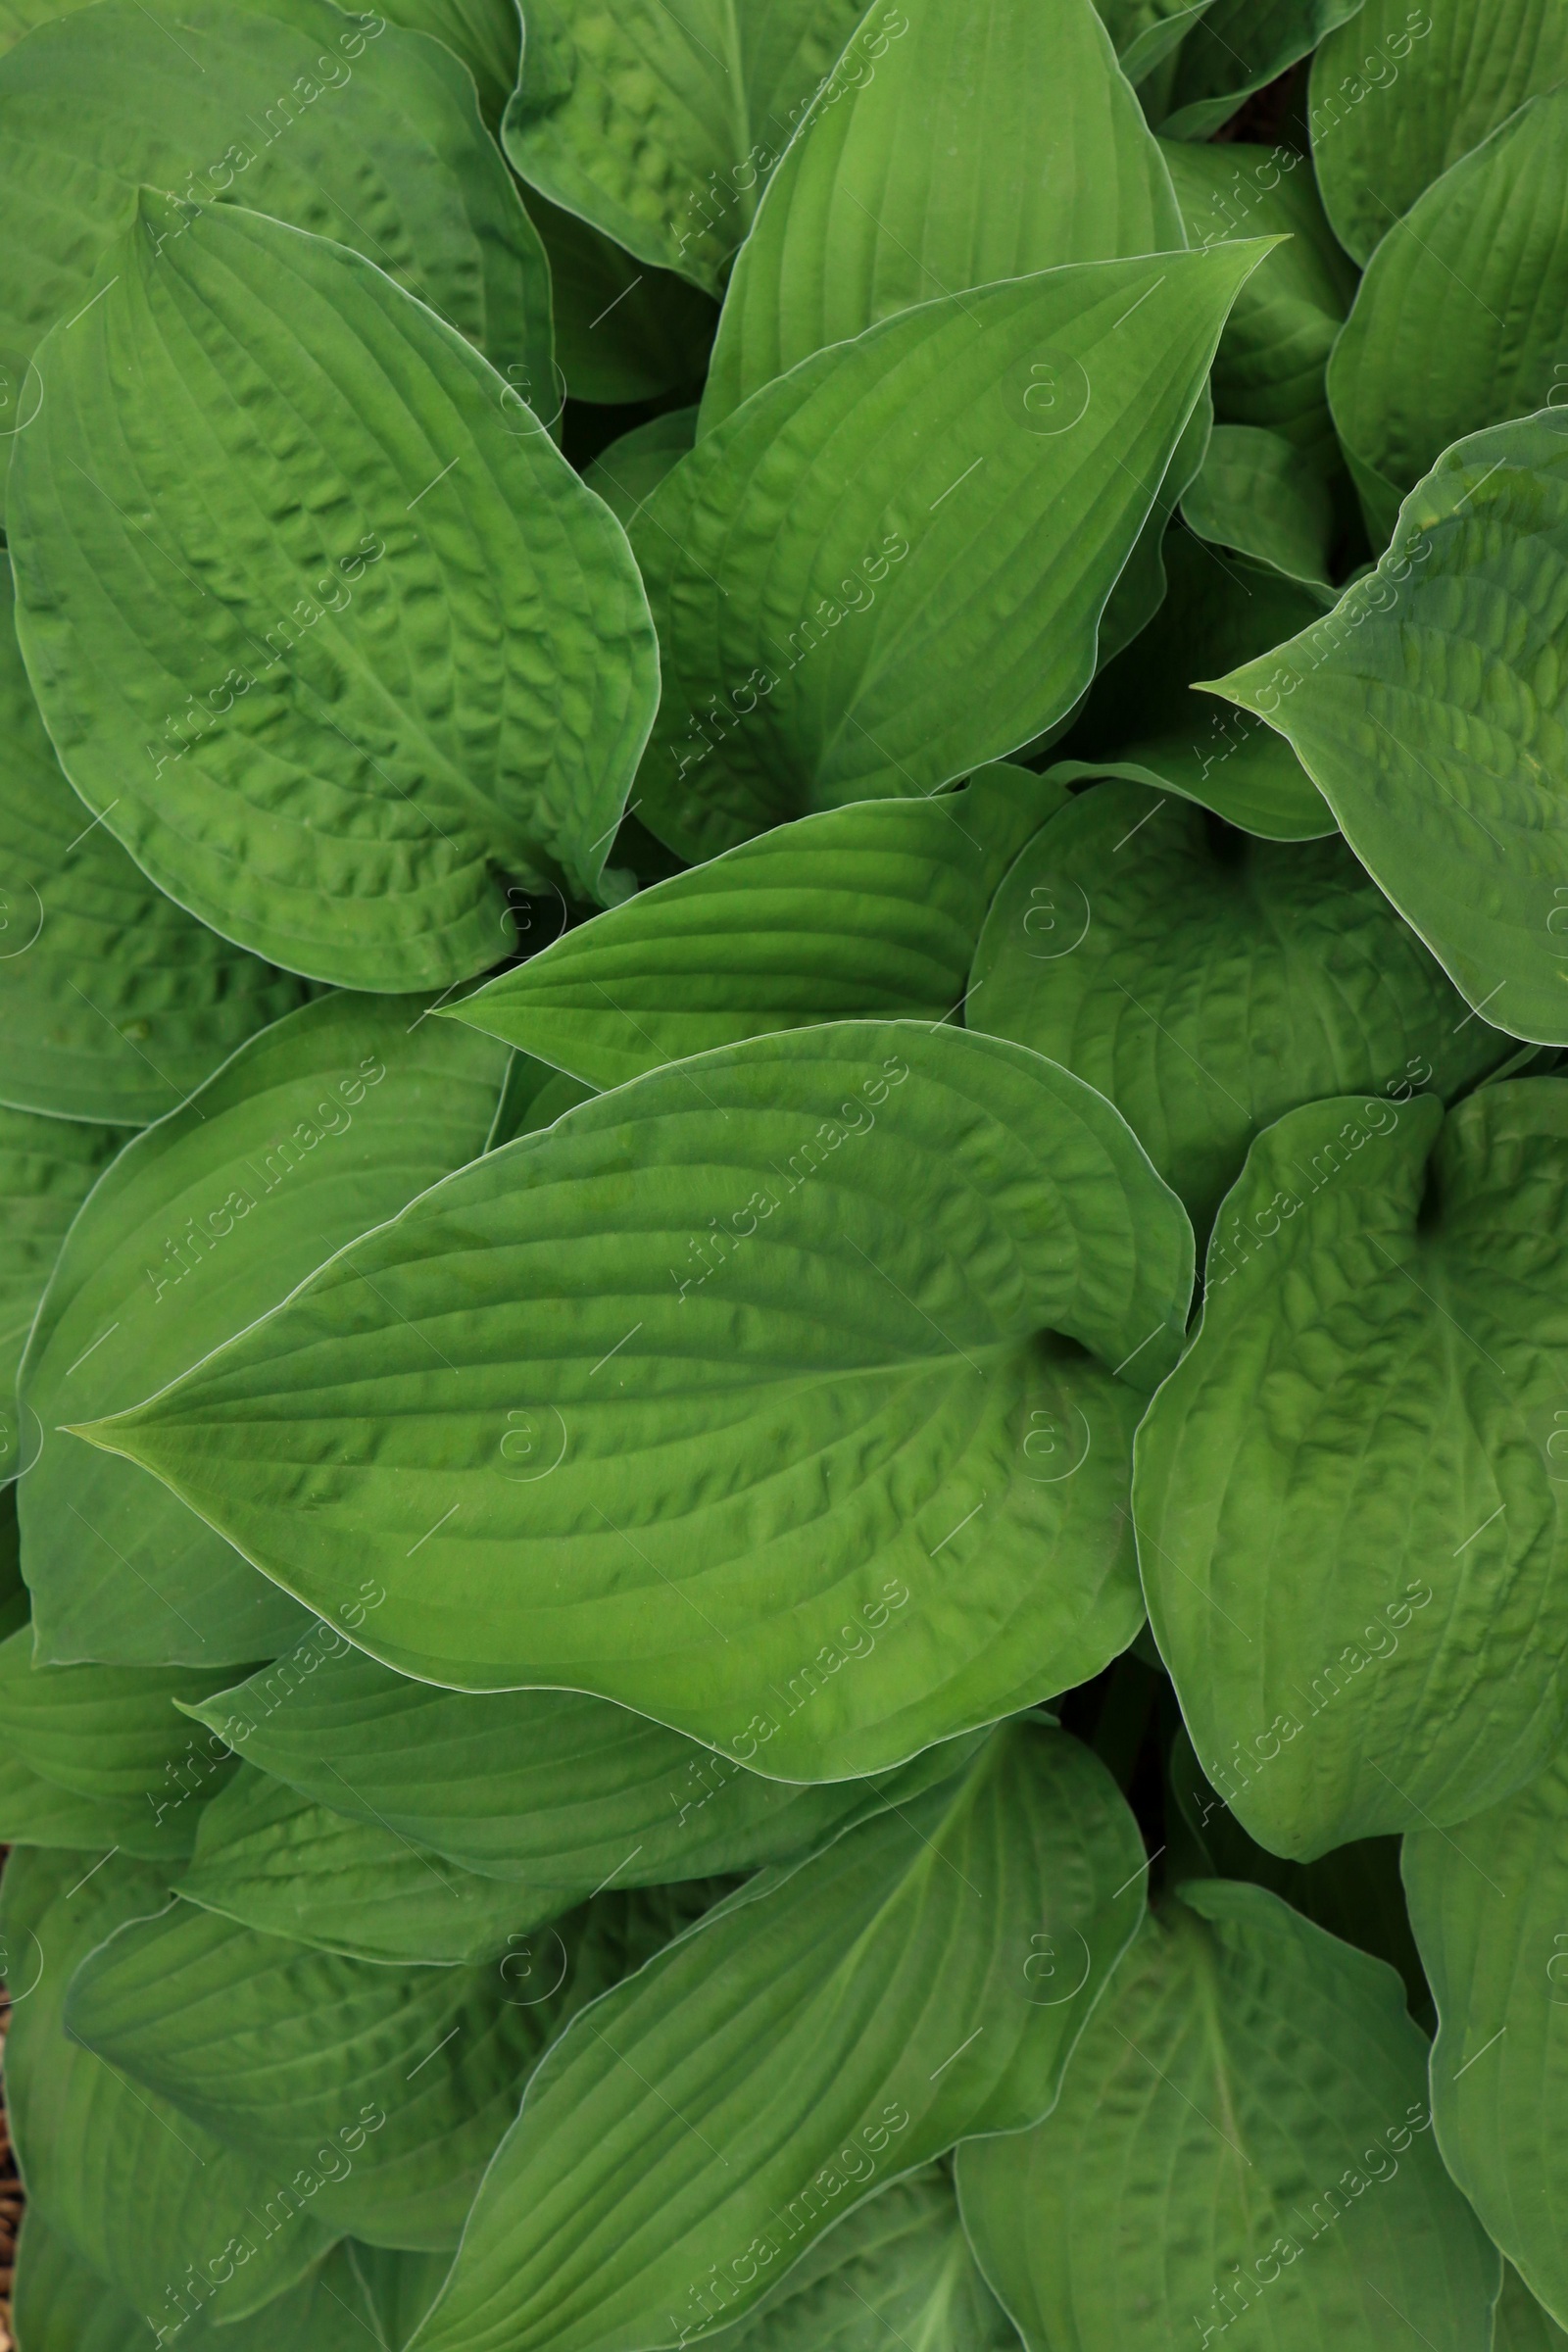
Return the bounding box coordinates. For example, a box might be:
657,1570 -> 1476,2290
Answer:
1209,413 -> 1568,1044
0,1102 -> 126,1456
10,195 -> 658,989
968,781 -> 1502,1232
632,242 -> 1275,864
955,1881 -> 1499,2350
20,990 -> 509,1668
1136,1080 -> 1568,1859
447,768 -> 1066,1089
76,1023 -> 1193,1781
1181,424 -> 1337,593
1403,1748 -> 1568,2329
411,1724 -> 1146,2352
700,0 -> 1184,430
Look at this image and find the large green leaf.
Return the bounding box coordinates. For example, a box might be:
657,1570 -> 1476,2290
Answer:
632,242 -> 1272,864
0,561 -> 315,1126
0,1846 -> 337,2324
0,0 -> 550,423
0,1722 -> 169,1850
1403,1749 -> 1568,2328
380,0 -> 521,129
1210,414 -> 1568,1044
956,1880 -> 1499,2350
1181,423 -> 1336,593
582,409 -> 701,532
13,2220 -> 388,2352
968,779 -> 1502,1232
1310,0 -> 1568,267
188,1641 -> 974,1895
501,0 -> 870,294
10,195 -> 658,991
1093,0 -> 1215,85
20,990 -> 509,1667
352,2243 -> 456,2352
0,1102 -> 125,1465
447,767 -> 1065,1088
79,1023 -> 1193,1780
1154,0 -> 1363,140
1052,527 -> 1334,839
1136,1079 -> 1568,1859
700,0 -> 1183,430
1327,87 -> 1568,546
410,1724 -> 1146,2352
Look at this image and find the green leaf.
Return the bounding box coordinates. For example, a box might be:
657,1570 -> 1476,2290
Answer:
1092,0 -> 1215,85
1052,528 -> 1334,838
1327,87 -> 1568,547
1310,0 -> 1568,268
0,0 -> 551,427
79,1022 -> 1193,1780
968,780 -> 1500,1232
352,2243 -> 456,2352
583,408 -> 700,533
1403,1748 -> 1568,2329
10,194 -> 658,991
0,1101 -> 125,1461
1091,390 -> 1214,683
1136,1079 -> 1568,1860
20,989 -> 509,1667
632,242 -> 1275,865
1181,424 -> 1337,592
500,0 -> 870,294
447,768 -> 1066,1089
955,1880 -> 1499,2350
700,0 -> 1183,431
1209,413 -> 1568,1044
188,1639 -> 977,1895
0,1845 -> 337,2324
532,195 -> 719,406
380,0 -> 521,131
0,1723 -> 162,1850
0,559 -> 316,1126
1495,2266 -> 1568,2352
486,1051 -> 595,1148
1155,0 -> 1363,140
710,2165 -> 1017,2352
13,2220 -> 391,2352
408,1723 -> 1146,2352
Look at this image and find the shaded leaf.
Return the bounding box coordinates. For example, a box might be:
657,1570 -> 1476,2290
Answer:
1182,423 -> 1336,591
0,1102 -> 125,1463
583,408 -> 700,532
532,195 -> 719,406
1155,0 -> 1362,140
1495,2266 -> 1568,2352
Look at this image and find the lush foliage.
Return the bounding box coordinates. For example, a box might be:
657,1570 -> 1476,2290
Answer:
0,0 -> 1562,2345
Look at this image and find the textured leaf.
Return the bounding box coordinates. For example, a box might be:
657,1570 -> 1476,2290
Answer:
1495,2266 -> 1568,2352
188,1640 -> 975,1895
0,1846 -> 335,2324
411,1723 -> 1146,2352
1053,528 -> 1333,838
80,1022 -> 1193,1780
1310,0 -> 1568,267
633,242 -> 1273,864
1327,87 -> 1568,547
1210,413 -> 1568,1044
12,2219 -> 390,2352
1403,1748 -> 1568,2328
583,410 -> 700,532
0,1102 -> 124,1463
968,779 -> 1500,1231
956,1880 -> 1499,2350
1182,423 -> 1336,592
1155,0 -> 1362,139
20,990 -> 509,1667
500,0 -> 869,294
0,0 -> 550,421
11,194 -> 658,990
1136,1079 -> 1568,1859
700,0 -> 1183,430
449,767 -> 1065,1088
0,1726 -> 157,1850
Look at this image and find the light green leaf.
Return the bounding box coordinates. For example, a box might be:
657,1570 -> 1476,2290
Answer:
1094,0 -> 1215,86
0,1846 -> 336,2323
1403,1748 -> 1568,2329
486,1050 -> 595,1148
1136,1079 -> 1568,1859
583,408 -> 701,532
0,1101 -> 125,1459
410,1723 -> 1146,2352
1052,527 -> 1334,838
1181,423 -> 1337,592
0,0 -> 90,49
0,0 -> 550,421
956,1880 -> 1499,2350
501,0 -> 870,294
187,1640 -> 977,1895
20,990 -> 509,1667
79,1022 -> 1193,1780
380,0 -> 521,131
1495,2265 -> 1568,2352
1091,389 -> 1214,683
700,0 -> 1183,431
12,2219 -> 393,2352
1310,0 -> 1568,268
11,194 -> 658,989
1156,0 -> 1363,140
1327,87 -> 1568,548
633,242 -> 1274,864
447,768 -> 1066,1089
969,779 -> 1499,1231
0,559 -> 316,1126
1209,413 -> 1568,1044
0,1724 -> 158,1850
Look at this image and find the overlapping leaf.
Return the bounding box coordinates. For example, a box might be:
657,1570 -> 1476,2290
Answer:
1155,0 -> 1362,139
1181,423 -> 1336,591
0,1102 -> 124,1464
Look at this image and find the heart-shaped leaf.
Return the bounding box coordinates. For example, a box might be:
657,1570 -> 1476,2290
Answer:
10,194 -> 658,989
1181,423 -> 1337,592
20,990 -> 509,1668
77,1022 -> 1192,1780
1136,1079 -> 1568,1858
